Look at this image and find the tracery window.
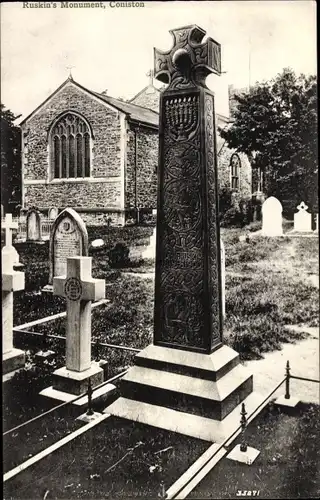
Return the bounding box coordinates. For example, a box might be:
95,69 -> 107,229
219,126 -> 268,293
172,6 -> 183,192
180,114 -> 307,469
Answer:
50,113 -> 91,179
230,153 -> 241,190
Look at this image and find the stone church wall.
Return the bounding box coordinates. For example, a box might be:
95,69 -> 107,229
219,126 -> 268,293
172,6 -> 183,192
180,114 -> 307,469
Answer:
217,144 -> 252,199
22,82 -> 123,221
125,123 -> 158,211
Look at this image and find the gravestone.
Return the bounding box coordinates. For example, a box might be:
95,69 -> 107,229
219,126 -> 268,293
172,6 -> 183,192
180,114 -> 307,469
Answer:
107,25 -> 258,442
45,208 -> 88,290
261,197 -> 283,236
142,226 -> 156,260
42,257 -> 105,396
48,207 -> 59,220
2,246 -> 25,377
26,209 -> 42,241
293,202 -> 312,232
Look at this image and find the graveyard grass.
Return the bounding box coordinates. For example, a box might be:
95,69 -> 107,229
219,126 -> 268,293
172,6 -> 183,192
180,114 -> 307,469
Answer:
13,225 -> 318,363
4,402 -> 320,499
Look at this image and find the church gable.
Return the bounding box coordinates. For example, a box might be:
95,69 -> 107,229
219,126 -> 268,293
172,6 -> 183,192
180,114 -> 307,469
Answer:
129,84 -> 161,113
22,79 -> 122,182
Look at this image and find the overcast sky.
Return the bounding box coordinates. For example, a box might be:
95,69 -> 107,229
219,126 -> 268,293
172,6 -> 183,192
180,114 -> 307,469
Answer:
1,1 -> 317,120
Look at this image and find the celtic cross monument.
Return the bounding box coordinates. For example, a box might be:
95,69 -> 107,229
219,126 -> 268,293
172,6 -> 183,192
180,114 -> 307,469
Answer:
108,26 -> 258,441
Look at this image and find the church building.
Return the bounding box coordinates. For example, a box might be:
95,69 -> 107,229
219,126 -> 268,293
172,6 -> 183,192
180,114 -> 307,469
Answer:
20,73 -> 256,226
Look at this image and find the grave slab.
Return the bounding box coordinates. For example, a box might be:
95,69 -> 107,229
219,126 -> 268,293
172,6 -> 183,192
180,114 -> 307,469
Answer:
226,443 -> 260,464
40,382 -> 116,406
105,392 -> 264,443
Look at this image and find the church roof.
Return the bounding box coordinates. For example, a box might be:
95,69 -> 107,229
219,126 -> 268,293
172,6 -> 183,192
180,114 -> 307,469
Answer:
19,77 -> 159,128
93,91 -> 159,127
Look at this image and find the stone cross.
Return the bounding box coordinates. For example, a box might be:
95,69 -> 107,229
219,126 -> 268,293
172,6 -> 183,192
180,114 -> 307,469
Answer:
153,25 -> 223,353
2,213 -> 21,267
294,201 -> 312,232
53,257 -> 105,372
2,246 -> 25,374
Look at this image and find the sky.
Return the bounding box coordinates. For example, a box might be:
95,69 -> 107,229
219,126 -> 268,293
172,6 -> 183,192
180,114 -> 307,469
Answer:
1,1 -> 317,120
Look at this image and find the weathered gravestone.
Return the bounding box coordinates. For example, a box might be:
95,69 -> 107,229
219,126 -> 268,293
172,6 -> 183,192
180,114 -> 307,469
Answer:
107,25 -> 259,442
261,196 -> 283,236
44,208 -> 88,291
41,257 -> 108,399
293,202 -> 312,232
26,209 -> 42,241
48,207 -> 59,220
142,226 -> 157,260
2,245 -> 25,378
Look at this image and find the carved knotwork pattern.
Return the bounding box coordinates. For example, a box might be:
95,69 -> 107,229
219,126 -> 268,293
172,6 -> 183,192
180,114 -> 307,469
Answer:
156,93 -> 205,349
205,94 -> 222,344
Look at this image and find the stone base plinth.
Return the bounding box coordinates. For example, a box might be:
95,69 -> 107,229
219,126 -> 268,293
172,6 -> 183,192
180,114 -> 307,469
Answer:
227,444 -> 260,464
274,395 -> 300,408
52,364 -> 104,396
106,344 -> 259,439
3,348 -> 25,375
40,382 -> 116,406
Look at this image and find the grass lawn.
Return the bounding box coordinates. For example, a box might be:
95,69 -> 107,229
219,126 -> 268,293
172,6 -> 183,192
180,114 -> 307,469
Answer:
189,402 -> 320,499
3,417 -> 208,500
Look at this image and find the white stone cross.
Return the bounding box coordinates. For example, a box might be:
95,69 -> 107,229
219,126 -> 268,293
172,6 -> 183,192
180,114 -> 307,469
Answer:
297,202 -> 308,211
2,213 -> 22,268
2,246 -> 25,374
53,257 -> 105,372
2,213 -> 18,248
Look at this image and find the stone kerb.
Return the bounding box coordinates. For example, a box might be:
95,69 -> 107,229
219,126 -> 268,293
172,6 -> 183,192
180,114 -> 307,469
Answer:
48,208 -> 89,285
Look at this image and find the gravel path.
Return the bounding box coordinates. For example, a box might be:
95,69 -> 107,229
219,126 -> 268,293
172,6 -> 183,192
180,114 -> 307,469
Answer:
243,325 -> 319,404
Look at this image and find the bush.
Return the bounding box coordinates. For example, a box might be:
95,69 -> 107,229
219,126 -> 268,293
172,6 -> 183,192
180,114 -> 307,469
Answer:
108,242 -> 130,268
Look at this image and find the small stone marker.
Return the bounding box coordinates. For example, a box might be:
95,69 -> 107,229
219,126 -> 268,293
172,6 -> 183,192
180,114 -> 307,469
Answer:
262,197 -> 283,236
91,238 -> 105,249
48,207 -> 59,220
2,247 -> 26,377
142,227 -> 156,260
2,213 -> 22,269
50,256 -> 105,396
293,202 -> 312,232
26,209 -> 42,241
45,208 -> 88,289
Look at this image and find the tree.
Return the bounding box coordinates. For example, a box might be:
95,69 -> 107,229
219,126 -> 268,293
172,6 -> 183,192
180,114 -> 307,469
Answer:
1,104 -> 22,214
219,69 -> 318,214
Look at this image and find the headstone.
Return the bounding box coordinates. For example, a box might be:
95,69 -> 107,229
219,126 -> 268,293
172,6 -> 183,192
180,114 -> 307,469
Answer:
107,25 -> 257,442
26,209 -> 42,241
91,238 -> 105,249
293,202 -> 312,232
261,197 -> 283,236
47,208 -> 89,287
44,257 -> 105,396
48,207 -> 59,220
2,214 -> 22,269
2,246 -> 26,377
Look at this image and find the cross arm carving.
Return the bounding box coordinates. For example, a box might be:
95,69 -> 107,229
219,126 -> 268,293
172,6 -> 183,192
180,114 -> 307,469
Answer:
154,24 -> 221,89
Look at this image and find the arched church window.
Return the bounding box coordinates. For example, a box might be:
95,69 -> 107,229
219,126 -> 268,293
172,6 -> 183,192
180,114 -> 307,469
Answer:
50,113 -> 92,179
230,153 -> 241,190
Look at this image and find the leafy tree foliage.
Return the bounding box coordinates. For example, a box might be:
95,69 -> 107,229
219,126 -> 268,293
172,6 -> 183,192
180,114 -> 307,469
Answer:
220,69 -> 317,214
1,104 -> 22,213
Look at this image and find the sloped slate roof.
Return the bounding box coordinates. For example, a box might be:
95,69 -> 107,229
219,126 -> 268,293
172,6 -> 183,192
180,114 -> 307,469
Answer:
93,92 -> 159,127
